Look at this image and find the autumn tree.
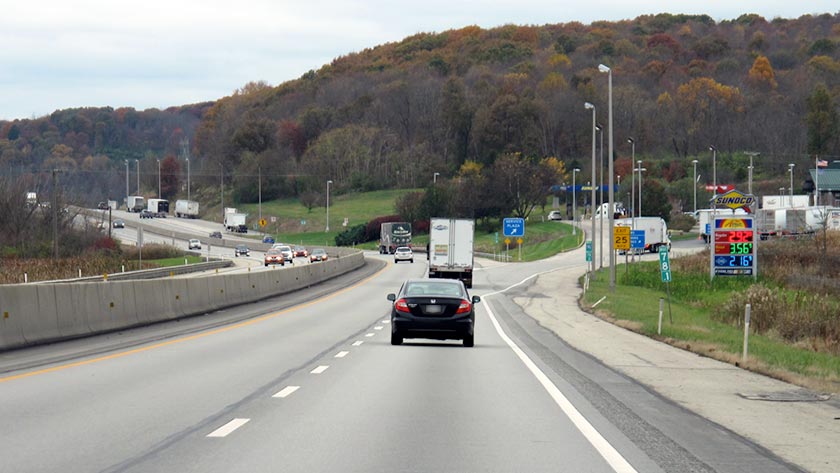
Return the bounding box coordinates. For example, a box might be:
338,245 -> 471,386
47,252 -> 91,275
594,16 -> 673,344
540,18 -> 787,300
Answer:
806,84 -> 839,156
747,55 -> 778,90
160,155 -> 181,200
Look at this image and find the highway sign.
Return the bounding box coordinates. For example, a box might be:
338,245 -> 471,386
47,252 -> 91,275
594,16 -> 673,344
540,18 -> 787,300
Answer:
517,237 -> 523,245
659,246 -> 671,282
630,230 -> 645,249
614,226 -> 630,250
503,218 -> 525,237
259,218 -> 267,227
586,241 -> 592,262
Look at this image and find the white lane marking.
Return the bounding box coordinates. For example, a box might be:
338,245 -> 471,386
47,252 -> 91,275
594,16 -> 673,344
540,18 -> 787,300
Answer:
483,301 -> 638,473
374,326 -> 383,331
334,351 -> 349,358
382,320 -> 390,324
310,365 -> 329,374
365,333 -> 375,337
272,386 -> 300,398
207,418 -> 250,438
352,341 -> 364,346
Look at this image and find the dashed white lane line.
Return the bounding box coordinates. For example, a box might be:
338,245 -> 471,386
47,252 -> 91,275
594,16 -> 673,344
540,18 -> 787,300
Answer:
272,386 -> 300,398
382,320 -> 390,324
334,351 -> 349,358
310,365 -> 329,374
374,326 -> 383,331
207,418 -> 250,438
365,333 -> 375,337
352,341 -> 364,346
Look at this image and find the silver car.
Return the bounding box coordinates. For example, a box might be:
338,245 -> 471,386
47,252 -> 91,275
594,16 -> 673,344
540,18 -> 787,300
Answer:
394,246 -> 414,263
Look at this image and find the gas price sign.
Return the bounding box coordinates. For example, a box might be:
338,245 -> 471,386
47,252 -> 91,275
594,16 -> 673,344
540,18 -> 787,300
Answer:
711,217 -> 757,278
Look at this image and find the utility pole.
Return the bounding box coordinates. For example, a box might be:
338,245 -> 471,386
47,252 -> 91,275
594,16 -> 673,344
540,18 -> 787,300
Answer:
181,138 -> 191,202
52,169 -> 59,260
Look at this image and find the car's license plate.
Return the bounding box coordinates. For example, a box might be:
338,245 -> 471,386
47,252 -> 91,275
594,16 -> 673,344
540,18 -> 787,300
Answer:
424,305 -> 442,314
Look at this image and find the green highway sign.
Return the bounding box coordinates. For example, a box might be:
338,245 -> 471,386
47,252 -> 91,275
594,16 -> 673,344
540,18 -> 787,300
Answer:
659,246 -> 671,282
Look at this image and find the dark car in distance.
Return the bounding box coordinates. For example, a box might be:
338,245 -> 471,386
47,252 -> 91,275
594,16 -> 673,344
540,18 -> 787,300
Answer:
262,235 -> 275,244
209,231 -> 222,239
234,245 -> 250,257
386,278 -> 480,347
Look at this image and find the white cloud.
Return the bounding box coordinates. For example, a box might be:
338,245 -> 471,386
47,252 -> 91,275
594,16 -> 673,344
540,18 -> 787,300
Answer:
1,1 -> 837,120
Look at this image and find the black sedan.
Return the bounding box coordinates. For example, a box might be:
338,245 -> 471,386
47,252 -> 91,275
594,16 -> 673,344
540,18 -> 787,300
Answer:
386,279 -> 480,347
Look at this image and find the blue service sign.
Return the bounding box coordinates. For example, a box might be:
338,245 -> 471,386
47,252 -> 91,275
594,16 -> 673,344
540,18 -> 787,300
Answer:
630,230 -> 645,249
503,218 -> 525,237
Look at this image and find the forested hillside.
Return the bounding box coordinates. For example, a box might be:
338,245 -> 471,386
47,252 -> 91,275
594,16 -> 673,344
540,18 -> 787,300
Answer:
2,13 -> 839,212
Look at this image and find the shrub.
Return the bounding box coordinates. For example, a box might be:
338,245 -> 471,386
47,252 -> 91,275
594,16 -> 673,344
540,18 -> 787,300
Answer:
335,223 -> 367,247
669,213 -> 695,232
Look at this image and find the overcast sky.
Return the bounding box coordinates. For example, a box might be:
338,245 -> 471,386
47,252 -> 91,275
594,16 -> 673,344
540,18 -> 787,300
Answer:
1,1 -> 837,121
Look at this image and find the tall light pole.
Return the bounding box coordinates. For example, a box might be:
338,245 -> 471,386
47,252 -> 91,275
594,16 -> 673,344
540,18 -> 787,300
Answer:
746,152 -> 759,195
598,63 -> 615,289
585,102 -> 597,276
789,163 -> 795,206
186,157 -> 191,202
326,180 -> 333,232
220,164 -> 224,222
572,168 -> 580,235
628,138 -> 635,219
433,172 -> 439,184
710,146 -> 718,219
258,166 -> 262,223
597,123 -> 604,269
124,160 -> 129,208
692,159 -> 699,213
156,159 -> 161,198
637,159 -> 643,217
135,159 -> 140,195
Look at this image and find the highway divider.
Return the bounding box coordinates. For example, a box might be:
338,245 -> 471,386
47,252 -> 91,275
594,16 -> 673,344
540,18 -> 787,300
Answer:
0,248 -> 364,351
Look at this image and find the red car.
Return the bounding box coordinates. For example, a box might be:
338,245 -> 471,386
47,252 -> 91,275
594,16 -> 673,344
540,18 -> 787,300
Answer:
293,246 -> 308,257
264,249 -> 285,267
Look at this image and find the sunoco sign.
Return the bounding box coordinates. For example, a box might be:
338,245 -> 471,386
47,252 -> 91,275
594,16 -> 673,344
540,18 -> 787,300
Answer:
712,189 -> 756,211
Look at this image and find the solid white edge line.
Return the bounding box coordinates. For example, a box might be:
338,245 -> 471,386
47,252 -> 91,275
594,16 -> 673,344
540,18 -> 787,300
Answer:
310,365 -> 329,374
483,296 -> 638,473
364,333 -> 375,337
207,418 -> 250,438
374,326 -> 383,330
352,341 -> 364,346
273,386 -> 300,398
335,351 -> 349,358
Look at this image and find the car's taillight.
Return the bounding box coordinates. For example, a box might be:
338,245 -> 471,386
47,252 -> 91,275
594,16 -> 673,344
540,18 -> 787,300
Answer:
395,298 -> 411,313
456,300 -> 471,314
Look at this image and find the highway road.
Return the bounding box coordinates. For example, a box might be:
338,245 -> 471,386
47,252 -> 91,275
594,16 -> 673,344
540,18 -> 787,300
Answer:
0,248 -> 802,472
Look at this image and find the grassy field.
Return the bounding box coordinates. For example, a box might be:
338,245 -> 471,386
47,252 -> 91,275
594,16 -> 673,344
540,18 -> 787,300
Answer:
582,261 -> 840,393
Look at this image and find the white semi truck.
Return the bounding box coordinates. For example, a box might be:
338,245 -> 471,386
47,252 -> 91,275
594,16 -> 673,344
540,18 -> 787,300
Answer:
615,216 -> 671,253
126,195 -> 145,212
224,212 -> 248,233
428,218 -> 475,288
175,199 -> 200,218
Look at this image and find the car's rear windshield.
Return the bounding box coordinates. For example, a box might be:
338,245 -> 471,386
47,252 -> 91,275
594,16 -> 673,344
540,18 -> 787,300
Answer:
404,282 -> 463,297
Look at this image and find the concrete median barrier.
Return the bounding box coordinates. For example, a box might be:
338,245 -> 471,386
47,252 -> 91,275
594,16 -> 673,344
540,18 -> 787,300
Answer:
0,248 -> 365,351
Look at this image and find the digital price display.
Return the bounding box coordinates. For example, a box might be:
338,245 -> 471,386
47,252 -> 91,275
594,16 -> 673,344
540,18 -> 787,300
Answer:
712,216 -> 757,277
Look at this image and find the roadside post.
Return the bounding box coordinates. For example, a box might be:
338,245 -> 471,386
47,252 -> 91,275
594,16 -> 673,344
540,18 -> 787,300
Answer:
658,298 -> 664,335
517,237 -> 524,261
743,303 -> 752,362
659,246 -> 673,324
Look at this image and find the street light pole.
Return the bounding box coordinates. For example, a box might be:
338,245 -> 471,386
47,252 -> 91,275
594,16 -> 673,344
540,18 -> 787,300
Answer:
186,158 -> 191,202
433,172 -> 439,184
258,166 -> 262,223
124,160 -> 129,209
789,163 -> 795,206
572,168 -> 580,235
598,63 -> 615,290
135,159 -> 139,195
597,123 -> 604,269
157,159 -> 161,198
637,160 -> 643,217
326,180 -> 333,232
746,152 -> 759,195
692,159 -> 698,213
585,102 -> 597,276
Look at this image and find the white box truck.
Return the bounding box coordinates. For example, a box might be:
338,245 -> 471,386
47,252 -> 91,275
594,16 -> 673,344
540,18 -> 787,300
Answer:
379,222 -> 412,254
147,198 -> 169,217
428,218 -> 474,288
175,199 -> 200,218
126,195 -> 145,212
224,212 -> 248,233
615,217 -> 671,253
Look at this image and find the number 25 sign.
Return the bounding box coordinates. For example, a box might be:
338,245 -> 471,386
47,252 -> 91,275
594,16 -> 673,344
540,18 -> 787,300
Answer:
614,226 -> 630,250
